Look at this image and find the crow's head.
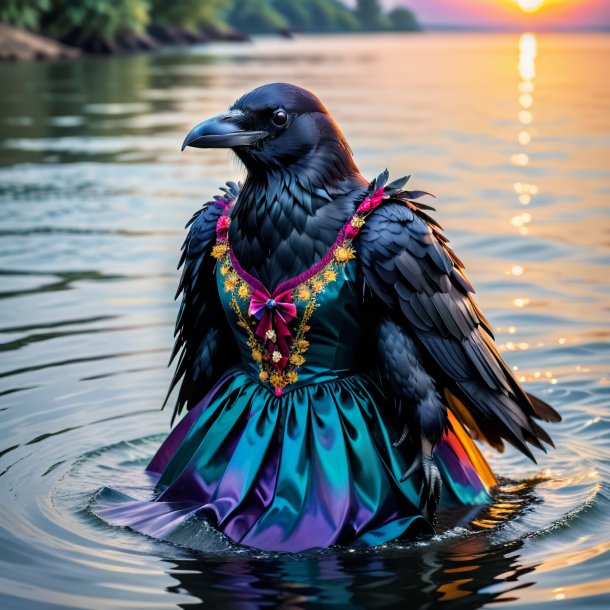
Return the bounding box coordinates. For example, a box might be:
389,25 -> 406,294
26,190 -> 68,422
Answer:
182,83 -> 358,181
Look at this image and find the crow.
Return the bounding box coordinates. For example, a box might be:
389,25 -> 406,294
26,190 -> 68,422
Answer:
168,82 -> 560,521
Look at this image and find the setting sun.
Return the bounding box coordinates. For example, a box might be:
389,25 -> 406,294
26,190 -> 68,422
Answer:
516,0 -> 545,12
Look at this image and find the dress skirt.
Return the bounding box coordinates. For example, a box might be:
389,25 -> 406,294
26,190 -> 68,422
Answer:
94,367 -> 494,552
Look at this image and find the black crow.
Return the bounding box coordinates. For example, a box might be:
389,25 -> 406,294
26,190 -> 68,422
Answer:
168,82 -> 560,520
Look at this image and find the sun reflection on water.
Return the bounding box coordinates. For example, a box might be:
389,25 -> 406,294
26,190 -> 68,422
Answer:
514,33 -> 538,234
505,33 -> 578,364
500,33 -> 542,361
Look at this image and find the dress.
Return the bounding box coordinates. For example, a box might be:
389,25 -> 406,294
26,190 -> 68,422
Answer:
94,190 -> 496,552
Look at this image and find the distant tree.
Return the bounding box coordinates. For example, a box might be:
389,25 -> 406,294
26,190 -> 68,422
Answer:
0,0 -> 50,29
388,7 -> 420,31
149,0 -> 231,30
267,0 -> 359,33
229,0 -> 289,34
308,0 -> 360,32
356,0 -> 389,31
271,0 -> 313,31
44,0 -> 150,39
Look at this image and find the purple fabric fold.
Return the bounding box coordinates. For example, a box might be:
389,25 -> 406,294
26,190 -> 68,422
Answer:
147,371 -> 237,474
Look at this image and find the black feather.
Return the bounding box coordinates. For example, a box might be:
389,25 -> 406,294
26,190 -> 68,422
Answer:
359,196 -> 559,461
164,185 -> 241,424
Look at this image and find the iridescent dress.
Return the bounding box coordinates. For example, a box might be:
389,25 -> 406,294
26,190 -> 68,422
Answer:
95,189 -> 496,552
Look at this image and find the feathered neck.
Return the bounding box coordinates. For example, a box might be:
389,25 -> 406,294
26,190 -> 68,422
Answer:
229,163 -> 366,290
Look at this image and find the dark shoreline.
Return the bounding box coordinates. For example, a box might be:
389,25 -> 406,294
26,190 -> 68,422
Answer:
0,22 -> 249,63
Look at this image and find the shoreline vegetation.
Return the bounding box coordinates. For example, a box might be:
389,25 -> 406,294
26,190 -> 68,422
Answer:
0,0 -> 420,62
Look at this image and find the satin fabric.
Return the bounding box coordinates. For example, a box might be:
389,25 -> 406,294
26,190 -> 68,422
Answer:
94,253 -> 493,552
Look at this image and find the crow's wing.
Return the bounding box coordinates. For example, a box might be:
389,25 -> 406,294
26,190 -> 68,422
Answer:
359,177 -> 560,461
164,182 -> 241,424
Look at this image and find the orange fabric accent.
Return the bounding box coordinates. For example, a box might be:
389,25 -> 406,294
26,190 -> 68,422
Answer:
444,388 -> 505,452
444,410 -> 498,490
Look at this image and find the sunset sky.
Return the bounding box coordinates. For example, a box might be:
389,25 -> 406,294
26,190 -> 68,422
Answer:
384,0 -> 610,29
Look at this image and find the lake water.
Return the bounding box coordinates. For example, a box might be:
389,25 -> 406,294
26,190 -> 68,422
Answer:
0,32 -> 609,609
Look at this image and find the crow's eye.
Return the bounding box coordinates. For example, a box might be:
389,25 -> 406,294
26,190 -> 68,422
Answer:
272,109 -> 288,127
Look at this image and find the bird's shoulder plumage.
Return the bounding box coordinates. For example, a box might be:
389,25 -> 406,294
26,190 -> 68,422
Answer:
164,181 -> 241,424
358,172 -> 560,460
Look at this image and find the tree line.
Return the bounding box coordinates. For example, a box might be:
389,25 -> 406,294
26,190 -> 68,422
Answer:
0,0 -> 420,53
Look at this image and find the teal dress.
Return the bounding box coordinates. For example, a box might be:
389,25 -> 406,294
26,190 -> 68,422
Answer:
95,192 -> 494,552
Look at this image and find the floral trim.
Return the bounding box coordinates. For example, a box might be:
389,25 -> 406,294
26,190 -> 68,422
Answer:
211,186 -> 388,396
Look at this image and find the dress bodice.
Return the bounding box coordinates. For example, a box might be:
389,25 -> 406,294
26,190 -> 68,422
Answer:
217,254 -> 364,392
212,187 -> 388,396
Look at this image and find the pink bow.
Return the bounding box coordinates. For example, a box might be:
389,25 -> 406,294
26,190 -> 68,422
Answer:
248,287 -> 297,368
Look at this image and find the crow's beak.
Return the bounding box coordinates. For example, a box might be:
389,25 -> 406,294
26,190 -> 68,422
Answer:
181,110 -> 267,151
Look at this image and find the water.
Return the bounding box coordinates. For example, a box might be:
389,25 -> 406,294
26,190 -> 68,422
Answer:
0,32 -> 608,609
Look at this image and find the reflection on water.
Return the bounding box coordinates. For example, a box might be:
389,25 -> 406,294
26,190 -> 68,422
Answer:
0,32 -> 609,609
165,538 -> 535,609
500,33 -> 539,363
512,31 -> 537,235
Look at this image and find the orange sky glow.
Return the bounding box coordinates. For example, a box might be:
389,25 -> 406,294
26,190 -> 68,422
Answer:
387,0 -> 610,29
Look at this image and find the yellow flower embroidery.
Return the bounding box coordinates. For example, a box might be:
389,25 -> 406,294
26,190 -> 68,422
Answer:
237,283 -> 250,299
290,354 -> 305,366
324,268 -> 337,283
224,274 -> 238,292
297,285 -> 311,301
312,279 -> 325,294
270,373 -> 283,388
252,349 -> 262,363
286,370 -> 298,384
296,339 -> 309,352
351,216 -> 365,228
220,264 -> 230,276
334,245 -> 356,263
212,244 -> 228,259
259,371 -> 269,382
